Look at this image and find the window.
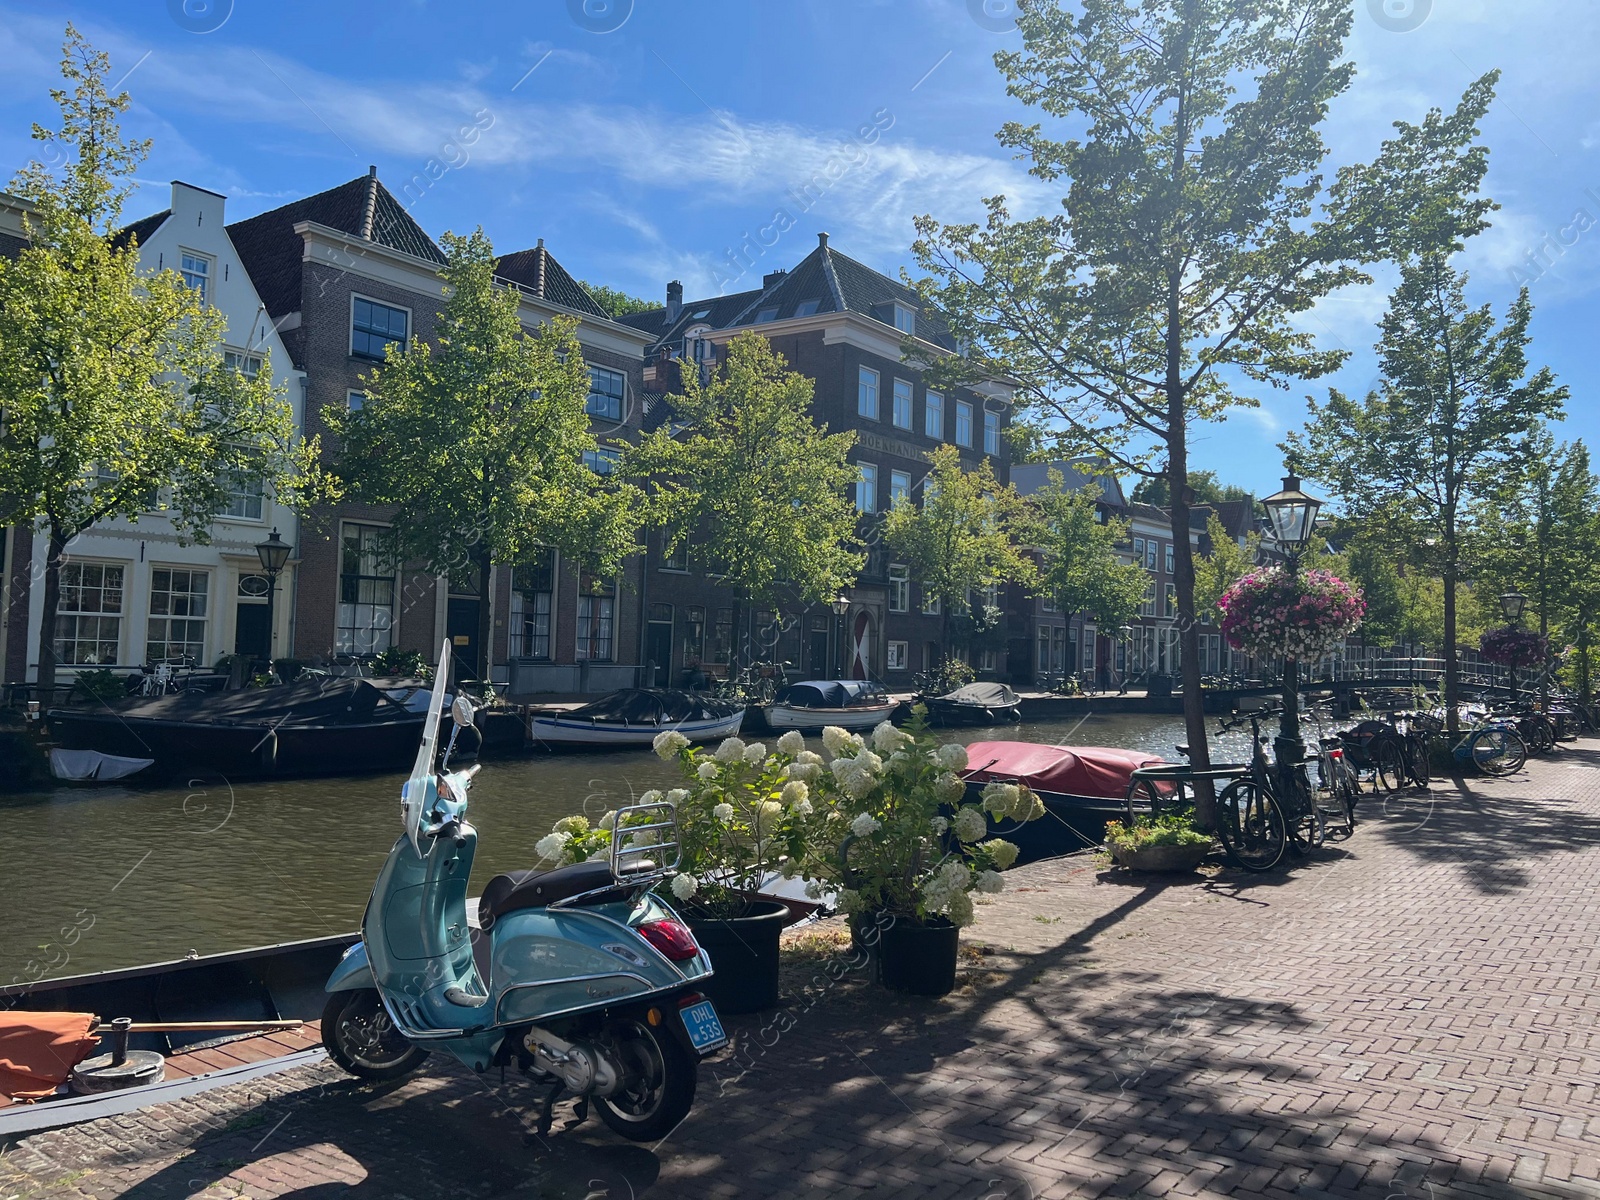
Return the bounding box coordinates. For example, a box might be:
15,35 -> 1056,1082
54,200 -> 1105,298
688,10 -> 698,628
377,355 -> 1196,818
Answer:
512,550 -> 554,659
888,564 -> 910,613
892,379 -> 913,430
347,390 -> 366,412
887,640 -> 908,671
889,469 -> 912,508
576,576 -> 616,661
857,367 -> 879,419
1041,593 -> 1058,614
925,391 -> 944,440
1165,585 -> 1178,617
683,606 -> 706,665
223,350 -> 262,379
1133,537 -> 1144,563
855,462 -> 878,513
978,648 -> 997,672
584,447 -> 621,476
586,366 -> 625,421
1146,541 -> 1158,570
1083,626 -> 1097,670
180,252 -> 210,302
351,297 -> 409,361
794,298 -> 821,317
892,303 -> 915,334
954,399 -> 973,447
218,470 -> 264,520
1165,545 -> 1175,575
55,562 -> 124,666
755,307 -> 779,323
710,608 -> 734,666
337,524 -> 395,655
922,587 -> 941,616
1037,627 -> 1052,673
661,530 -> 689,572
146,568 -> 208,663
983,410 -> 1001,455
1141,582 -> 1156,617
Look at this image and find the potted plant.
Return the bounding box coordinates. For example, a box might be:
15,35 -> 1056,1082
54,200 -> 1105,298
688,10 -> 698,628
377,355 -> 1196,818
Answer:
536,729 -> 816,1014
1218,567 -> 1365,662
797,714 -> 1037,997
1102,813 -> 1212,873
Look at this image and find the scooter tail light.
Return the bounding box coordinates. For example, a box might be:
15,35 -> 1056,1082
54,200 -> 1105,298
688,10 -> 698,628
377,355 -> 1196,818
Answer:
637,918 -> 700,962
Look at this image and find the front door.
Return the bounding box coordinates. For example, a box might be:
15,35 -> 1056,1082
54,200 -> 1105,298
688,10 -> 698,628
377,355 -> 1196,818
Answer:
809,629 -> 830,677
447,598 -> 480,681
234,602 -> 270,663
646,615 -> 673,688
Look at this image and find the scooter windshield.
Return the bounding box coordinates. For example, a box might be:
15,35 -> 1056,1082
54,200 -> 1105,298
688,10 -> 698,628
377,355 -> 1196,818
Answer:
400,638 -> 452,853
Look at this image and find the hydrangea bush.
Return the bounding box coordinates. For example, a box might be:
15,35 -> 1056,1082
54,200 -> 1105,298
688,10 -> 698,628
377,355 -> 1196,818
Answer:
1479,625 -> 1548,668
1218,566 -> 1365,661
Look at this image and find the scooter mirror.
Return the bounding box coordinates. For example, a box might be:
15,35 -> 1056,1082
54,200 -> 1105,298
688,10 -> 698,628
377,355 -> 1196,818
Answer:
451,695 -> 475,728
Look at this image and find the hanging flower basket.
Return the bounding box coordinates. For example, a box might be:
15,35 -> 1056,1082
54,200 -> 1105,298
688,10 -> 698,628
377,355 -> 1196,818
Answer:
1479,626 -> 1547,668
1218,567 -> 1365,661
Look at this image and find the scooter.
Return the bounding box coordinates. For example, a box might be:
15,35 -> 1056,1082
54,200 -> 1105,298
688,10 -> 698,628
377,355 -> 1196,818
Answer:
322,642 -> 726,1140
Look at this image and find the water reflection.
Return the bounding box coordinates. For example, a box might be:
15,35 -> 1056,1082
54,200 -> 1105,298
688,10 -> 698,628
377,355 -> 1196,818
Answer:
2,713 -> 1203,976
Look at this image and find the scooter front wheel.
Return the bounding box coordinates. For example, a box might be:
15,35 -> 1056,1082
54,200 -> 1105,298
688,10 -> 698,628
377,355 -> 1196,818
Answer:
593,1016 -> 696,1141
322,989 -> 429,1080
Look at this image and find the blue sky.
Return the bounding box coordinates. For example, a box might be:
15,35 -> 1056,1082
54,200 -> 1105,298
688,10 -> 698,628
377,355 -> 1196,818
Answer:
2,0 -> 1595,498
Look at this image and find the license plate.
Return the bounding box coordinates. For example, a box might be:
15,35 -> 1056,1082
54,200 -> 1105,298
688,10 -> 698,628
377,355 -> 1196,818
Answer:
680,999 -> 727,1054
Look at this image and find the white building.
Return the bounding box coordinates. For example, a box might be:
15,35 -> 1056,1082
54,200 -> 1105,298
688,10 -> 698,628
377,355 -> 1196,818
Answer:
2,181 -> 303,682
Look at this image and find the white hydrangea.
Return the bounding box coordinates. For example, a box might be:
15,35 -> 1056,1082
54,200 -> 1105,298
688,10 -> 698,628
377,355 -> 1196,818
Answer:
535,831 -> 571,861
777,730 -> 806,755
947,888 -> 976,927
982,781 -> 1021,818
850,812 -> 882,837
743,741 -> 768,765
930,815 -> 949,836
638,789 -> 663,806
935,772 -> 967,804
842,767 -> 877,799
794,750 -> 823,767
697,761 -> 719,781
670,873 -> 699,901
821,726 -> 851,757
781,780 -> 809,807
653,729 -> 690,759
786,761 -> 820,783
665,788 -> 689,805
935,743 -> 969,772
755,800 -> 784,835
855,749 -> 884,775
553,814 -> 589,836
804,880 -> 825,900
598,810 -> 617,831
715,737 -> 747,762
872,721 -> 911,753
982,839 -> 1020,870
835,888 -> 865,915
974,870 -> 1004,895
712,802 -> 735,823
792,798 -> 814,816
954,806 -> 989,843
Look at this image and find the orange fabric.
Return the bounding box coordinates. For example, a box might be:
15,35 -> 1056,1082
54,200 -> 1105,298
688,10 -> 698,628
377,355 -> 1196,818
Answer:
0,1011 -> 99,1101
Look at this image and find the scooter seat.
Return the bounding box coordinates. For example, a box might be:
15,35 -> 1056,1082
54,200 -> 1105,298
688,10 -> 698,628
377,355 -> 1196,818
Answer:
479,860 -> 621,927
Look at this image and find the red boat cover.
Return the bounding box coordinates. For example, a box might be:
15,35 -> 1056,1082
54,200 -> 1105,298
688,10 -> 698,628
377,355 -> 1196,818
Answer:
0,1011 -> 98,1101
962,742 -> 1172,799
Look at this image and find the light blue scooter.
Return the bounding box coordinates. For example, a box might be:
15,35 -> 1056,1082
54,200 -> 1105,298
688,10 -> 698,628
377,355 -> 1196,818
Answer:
322,643 -> 726,1140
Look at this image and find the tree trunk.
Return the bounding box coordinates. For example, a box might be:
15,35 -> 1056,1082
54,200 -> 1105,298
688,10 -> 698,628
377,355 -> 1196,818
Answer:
35,527 -> 68,705
1442,555 -> 1459,734
473,547 -> 494,682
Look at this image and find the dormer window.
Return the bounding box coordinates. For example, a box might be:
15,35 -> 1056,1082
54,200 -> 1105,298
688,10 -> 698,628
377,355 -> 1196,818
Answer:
755,307 -> 779,323
892,303 -> 915,335
795,298 -> 821,317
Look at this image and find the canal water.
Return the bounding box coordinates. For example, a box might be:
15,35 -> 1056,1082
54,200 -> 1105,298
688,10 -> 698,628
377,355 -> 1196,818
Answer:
2,712 -> 1236,979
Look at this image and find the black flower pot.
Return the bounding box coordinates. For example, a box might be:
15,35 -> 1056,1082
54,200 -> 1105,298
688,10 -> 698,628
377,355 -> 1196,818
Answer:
687,901 -> 788,1014
877,915 -> 959,997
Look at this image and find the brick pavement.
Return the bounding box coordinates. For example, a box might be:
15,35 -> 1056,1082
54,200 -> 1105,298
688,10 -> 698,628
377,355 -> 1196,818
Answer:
5,745 -> 1600,1199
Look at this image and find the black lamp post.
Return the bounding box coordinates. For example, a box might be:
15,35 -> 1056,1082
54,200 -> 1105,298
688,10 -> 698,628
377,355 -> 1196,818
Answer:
831,592 -> 851,679
1500,589 -> 1527,701
255,528 -> 292,671
1260,474 -> 1323,765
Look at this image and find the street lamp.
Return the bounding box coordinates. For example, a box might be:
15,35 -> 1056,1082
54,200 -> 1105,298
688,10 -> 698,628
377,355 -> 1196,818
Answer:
831,592 -> 850,679
1260,473 -> 1323,769
255,528 -> 292,674
1500,589 -> 1527,700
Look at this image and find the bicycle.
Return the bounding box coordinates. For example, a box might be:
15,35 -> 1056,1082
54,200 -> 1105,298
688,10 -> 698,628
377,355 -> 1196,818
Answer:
1218,707 -> 1324,856
1451,711 -> 1527,776
1126,756 -> 1289,874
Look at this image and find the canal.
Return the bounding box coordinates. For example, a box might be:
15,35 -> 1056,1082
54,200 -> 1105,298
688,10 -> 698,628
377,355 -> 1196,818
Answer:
2,712 -> 1246,978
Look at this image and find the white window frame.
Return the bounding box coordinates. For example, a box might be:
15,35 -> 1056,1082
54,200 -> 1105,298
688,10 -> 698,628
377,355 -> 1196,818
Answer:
889,469 -> 912,508
1146,541 -> 1159,570
1082,625 -> 1097,671
924,390 -> 944,441
350,294 -> 411,362
146,566 -> 210,664
983,409 -> 1001,455
886,640 -> 908,671
347,390 -> 366,412
855,461 -> 878,513
1165,544 -> 1175,575
922,586 -> 941,616
222,348 -> 262,379
576,576 -> 617,662
179,250 -> 212,303
892,378 -> 913,430
857,366 -> 880,420
954,399 -> 973,448
511,552 -> 556,660
337,522 -> 397,656
892,303 -> 915,334
55,560 -> 126,667
888,563 -> 910,613
218,470 -> 266,521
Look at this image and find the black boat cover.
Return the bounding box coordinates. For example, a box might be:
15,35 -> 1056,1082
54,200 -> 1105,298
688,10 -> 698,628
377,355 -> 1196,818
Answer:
773,680 -> 890,708
53,677 -> 420,727
563,689 -> 743,723
936,682 -> 1019,707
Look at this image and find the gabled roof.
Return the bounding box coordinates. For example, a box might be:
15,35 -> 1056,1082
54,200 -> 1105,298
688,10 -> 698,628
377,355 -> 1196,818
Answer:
226,172 -> 444,318
111,209 -> 170,252
1208,498 -> 1257,542
618,288 -> 763,343
1010,461 -> 1126,507
495,242 -> 609,320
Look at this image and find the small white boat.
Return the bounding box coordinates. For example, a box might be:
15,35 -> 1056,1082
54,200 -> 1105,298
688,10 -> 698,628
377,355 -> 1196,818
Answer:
529,688 -> 746,749
763,680 -> 899,733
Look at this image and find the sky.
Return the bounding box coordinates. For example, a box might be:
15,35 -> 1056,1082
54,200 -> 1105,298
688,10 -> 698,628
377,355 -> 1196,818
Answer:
1,0 -> 1595,499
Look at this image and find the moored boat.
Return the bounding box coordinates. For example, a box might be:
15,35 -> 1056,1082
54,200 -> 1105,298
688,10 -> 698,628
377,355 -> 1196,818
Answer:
961,740 -> 1174,862
920,681 -> 1022,727
762,679 -> 898,733
528,688 -> 745,748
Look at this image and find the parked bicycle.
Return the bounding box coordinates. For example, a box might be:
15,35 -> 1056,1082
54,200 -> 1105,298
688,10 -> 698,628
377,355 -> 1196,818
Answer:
1450,709 -> 1527,776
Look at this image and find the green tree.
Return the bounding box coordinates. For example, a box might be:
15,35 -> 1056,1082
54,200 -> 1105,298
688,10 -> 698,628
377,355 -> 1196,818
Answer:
1193,513 -> 1262,627
1344,539 -> 1405,649
580,281 -> 656,320
623,331 -> 864,665
1026,475 -> 1148,628
326,229 -> 637,678
1130,470 -> 1252,509
0,27 -> 324,697
908,0 -> 1498,803
882,444 -> 1035,672
1288,254 -> 1565,728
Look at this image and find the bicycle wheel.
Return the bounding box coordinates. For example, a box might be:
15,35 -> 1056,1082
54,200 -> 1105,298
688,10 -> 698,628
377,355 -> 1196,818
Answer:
1406,736 -> 1431,787
1471,729 -> 1526,776
1374,740 -> 1407,792
1215,780 -> 1287,872
1531,717 -> 1556,754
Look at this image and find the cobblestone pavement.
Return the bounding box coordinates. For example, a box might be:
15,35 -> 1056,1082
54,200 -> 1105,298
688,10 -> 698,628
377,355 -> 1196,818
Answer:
5,746 -> 1600,1199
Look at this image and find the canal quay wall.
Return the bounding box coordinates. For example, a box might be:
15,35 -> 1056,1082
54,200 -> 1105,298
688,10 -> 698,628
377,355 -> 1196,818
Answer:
6,745 -> 1599,1199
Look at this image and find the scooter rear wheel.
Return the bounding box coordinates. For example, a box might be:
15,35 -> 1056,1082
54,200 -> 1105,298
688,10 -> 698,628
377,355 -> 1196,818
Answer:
322,989 -> 429,1080
593,1016 -> 696,1141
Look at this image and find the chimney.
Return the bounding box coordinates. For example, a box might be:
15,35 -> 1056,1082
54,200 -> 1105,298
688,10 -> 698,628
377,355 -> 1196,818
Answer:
666,279 -> 683,324
763,268 -> 788,289
817,231 -> 829,250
